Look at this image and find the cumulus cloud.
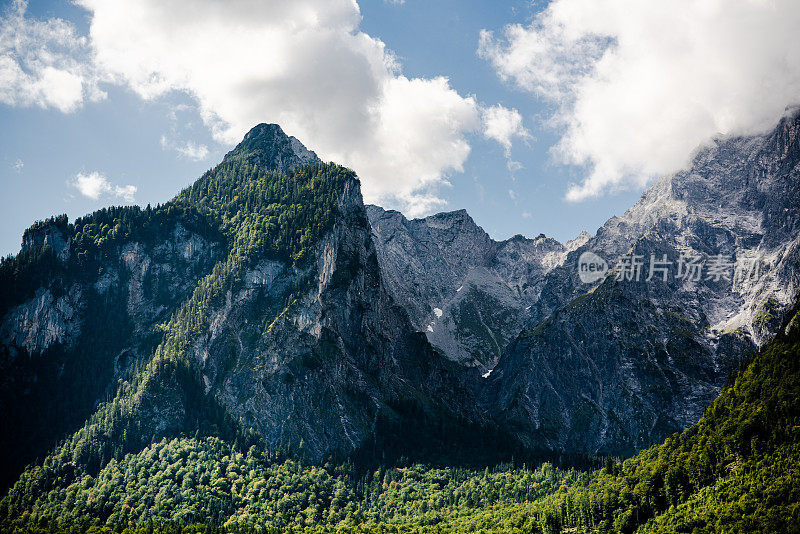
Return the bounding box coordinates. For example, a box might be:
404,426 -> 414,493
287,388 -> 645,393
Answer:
482,104 -> 530,179
0,0 -> 103,112
72,0 -> 521,216
69,171 -> 137,202
160,135 -> 209,162
482,104 -> 530,157
2,0 -> 528,215
479,0 -> 800,201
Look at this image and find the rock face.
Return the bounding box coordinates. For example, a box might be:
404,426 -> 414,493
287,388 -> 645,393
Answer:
482,109 -> 800,456
366,207 -> 567,371
185,180 -> 482,461
0,287 -> 83,360
0,218 -> 223,487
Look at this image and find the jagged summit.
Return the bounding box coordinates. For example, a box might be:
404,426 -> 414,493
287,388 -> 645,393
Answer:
425,208 -> 470,219
223,123 -> 321,172
366,204 -> 569,370
243,122 -> 284,140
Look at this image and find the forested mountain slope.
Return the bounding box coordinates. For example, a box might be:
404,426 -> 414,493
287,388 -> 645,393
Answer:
497,302 -> 800,533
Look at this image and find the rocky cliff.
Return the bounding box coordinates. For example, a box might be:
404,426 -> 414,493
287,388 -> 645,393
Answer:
366,207 -> 568,372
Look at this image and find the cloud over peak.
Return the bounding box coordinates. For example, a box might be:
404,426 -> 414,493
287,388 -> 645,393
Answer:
480,0 -> 800,201
482,104 -> 530,157
1,0 -> 530,218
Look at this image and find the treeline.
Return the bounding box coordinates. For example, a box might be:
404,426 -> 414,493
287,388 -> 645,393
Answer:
0,435 -> 577,530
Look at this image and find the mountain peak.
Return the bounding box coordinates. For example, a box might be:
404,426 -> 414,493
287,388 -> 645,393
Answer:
224,123 -> 321,172
423,208 -> 479,230
243,122 -> 285,140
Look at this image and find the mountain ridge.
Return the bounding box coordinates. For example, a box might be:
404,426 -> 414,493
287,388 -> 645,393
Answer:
0,110 -> 798,515
481,108 -> 800,456
366,204 -> 569,371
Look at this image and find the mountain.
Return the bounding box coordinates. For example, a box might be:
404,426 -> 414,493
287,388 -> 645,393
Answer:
481,109 -> 800,456
366,206 -> 580,371
0,125 -> 489,493
1,111 -> 799,531
362,110 -> 800,458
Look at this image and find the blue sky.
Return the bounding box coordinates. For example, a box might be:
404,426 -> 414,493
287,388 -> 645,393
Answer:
2,0 -> 797,256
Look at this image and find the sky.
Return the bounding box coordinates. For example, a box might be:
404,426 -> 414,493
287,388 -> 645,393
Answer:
1,0 -> 799,257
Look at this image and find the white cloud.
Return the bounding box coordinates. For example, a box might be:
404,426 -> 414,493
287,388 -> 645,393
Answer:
506,159 -> 523,174
482,104 -> 530,180
482,104 -> 529,156
176,141 -> 209,161
480,0 -> 800,201
0,0 -> 103,113
160,135 -> 209,161
74,0 -> 515,217
69,171 -> 137,202
112,184 -> 137,202
13,158 -> 23,172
